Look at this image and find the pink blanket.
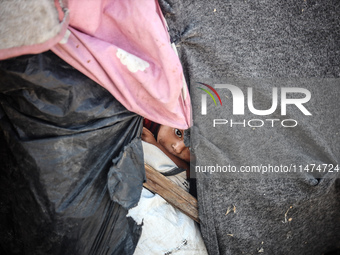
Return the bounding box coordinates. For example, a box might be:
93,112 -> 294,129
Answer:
51,0 -> 191,129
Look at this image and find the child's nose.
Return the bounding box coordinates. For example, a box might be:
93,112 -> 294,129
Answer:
172,140 -> 186,154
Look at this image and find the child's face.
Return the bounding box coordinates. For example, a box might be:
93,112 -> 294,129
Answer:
157,125 -> 190,163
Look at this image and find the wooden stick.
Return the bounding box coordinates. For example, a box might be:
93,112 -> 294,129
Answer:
143,163 -> 199,223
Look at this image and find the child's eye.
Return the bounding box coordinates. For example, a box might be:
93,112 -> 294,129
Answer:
174,128 -> 182,138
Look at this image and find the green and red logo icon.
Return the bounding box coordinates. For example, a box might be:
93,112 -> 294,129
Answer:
197,82 -> 223,107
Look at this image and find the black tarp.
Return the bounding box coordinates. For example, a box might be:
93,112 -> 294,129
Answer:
160,0 -> 340,254
0,51 -> 145,255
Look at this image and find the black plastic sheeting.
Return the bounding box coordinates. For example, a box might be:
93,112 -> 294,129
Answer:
0,51 -> 145,255
160,0 -> 340,254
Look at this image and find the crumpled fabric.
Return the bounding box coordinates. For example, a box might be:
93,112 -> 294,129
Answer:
127,188 -> 208,255
52,0 -> 191,130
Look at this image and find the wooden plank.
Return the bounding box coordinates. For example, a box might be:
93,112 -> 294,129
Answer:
143,163 -> 200,223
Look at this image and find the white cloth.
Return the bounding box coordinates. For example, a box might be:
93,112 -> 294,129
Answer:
128,188 -> 208,255
127,142 -> 208,254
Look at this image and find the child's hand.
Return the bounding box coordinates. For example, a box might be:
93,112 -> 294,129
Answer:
142,127 -> 157,145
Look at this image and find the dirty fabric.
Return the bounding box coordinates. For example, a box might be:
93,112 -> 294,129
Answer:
52,0 -> 191,130
160,0 -> 340,254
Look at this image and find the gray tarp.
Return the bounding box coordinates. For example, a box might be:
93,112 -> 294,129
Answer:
160,0 -> 340,254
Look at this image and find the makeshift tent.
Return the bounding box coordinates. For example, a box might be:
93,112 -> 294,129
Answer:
1,0 -> 340,255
